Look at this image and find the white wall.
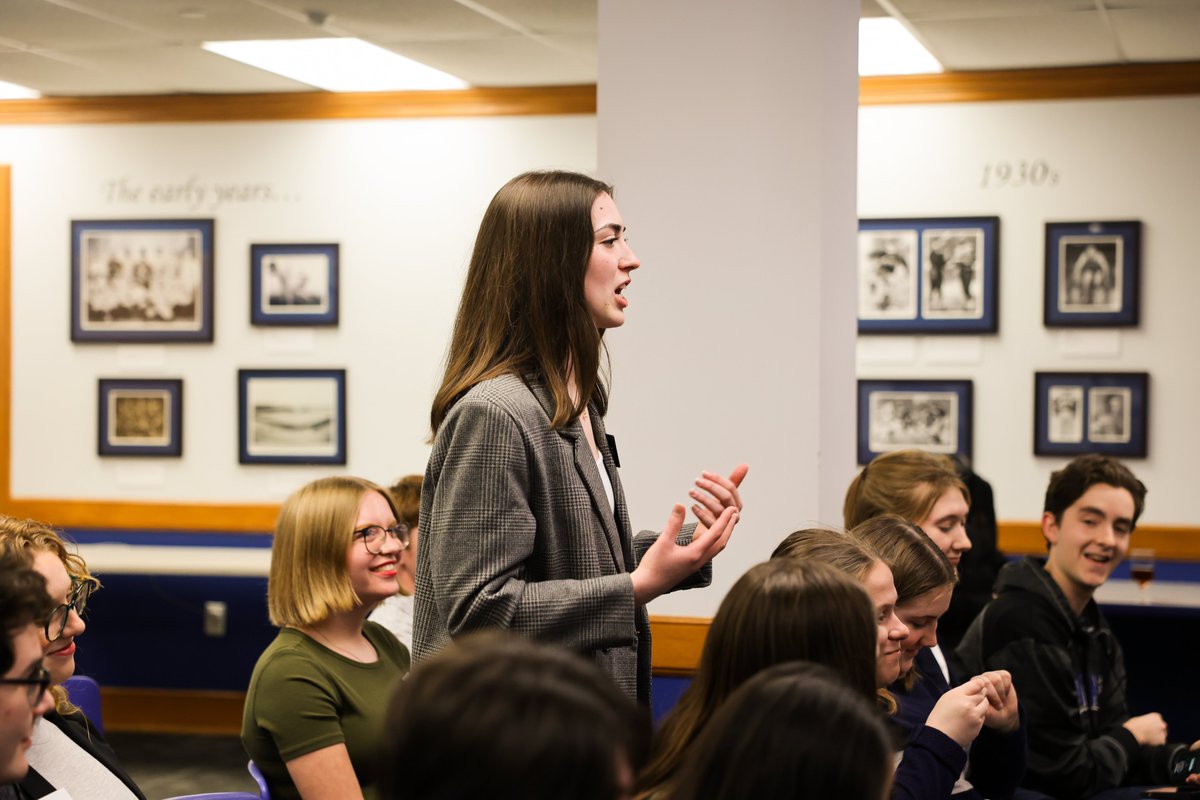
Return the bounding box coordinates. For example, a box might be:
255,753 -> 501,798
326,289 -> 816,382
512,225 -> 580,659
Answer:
858,95 -> 1200,525
1,115 -> 595,501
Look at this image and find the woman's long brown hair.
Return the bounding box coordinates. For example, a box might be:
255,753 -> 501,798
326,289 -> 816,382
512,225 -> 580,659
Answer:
430,170 -> 614,435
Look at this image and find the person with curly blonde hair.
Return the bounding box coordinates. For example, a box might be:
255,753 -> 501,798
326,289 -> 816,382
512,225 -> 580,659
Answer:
0,514 -> 145,799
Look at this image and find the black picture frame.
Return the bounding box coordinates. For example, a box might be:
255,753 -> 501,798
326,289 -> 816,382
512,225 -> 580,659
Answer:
97,378 -> 183,457
71,219 -> 215,343
857,379 -> 973,465
1044,220 -> 1141,327
1034,371 -> 1149,458
249,243 -> 340,326
238,368 -> 347,465
858,216 -> 1000,334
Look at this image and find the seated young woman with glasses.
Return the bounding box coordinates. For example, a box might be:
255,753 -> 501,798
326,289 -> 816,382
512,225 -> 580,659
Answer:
0,544 -> 56,791
0,515 -> 146,800
242,476 -> 412,800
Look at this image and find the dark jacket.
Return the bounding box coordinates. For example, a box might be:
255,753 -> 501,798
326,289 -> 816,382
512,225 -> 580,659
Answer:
16,709 -> 146,800
891,648 -> 1027,799
956,557 -> 1185,800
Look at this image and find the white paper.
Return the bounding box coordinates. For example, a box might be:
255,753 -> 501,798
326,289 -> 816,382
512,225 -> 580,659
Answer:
1056,329 -> 1122,358
856,337 -> 917,365
921,336 -> 983,365
114,463 -> 166,489
263,328 -> 317,354
114,345 -> 168,371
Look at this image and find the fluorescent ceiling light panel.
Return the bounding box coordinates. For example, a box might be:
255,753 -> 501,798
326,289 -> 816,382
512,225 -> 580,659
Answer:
0,80 -> 40,99
859,18 -> 943,76
202,38 -> 468,91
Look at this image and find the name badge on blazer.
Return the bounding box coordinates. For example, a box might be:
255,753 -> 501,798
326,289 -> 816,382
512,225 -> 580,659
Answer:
606,434 -> 621,468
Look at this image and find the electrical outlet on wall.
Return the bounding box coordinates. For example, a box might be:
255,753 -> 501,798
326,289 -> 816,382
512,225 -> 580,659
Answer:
204,601 -> 227,637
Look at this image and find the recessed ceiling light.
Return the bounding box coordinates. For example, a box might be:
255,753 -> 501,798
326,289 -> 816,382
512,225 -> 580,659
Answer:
859,18 -> 943,76
202,38 -> 469,92
0,80 -> 40,100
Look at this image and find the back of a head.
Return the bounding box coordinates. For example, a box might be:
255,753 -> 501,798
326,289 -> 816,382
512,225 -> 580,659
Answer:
844,449 -> 969,529
636,559 -> 878,798
850,514 -> 956,604
671,661 -> 892,800
387,474 -> 423,529
1044,453 -> 1147,525
381,631 -> 648,800
0,514 -> 92,587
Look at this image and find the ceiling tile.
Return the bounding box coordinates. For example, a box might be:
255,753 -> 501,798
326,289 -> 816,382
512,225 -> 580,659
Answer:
917,13 -> 1121,69
1112,6 -> 1200,61
391,34 -> 597,86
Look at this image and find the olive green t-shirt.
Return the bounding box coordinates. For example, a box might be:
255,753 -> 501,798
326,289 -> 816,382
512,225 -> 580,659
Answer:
241,621 -> 410,800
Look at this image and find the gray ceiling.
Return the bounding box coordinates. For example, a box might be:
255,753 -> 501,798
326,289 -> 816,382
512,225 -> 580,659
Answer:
0,0 -> 1197,97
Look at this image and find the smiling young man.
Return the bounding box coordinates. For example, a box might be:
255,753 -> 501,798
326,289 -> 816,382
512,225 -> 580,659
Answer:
957,455 -> 1197,800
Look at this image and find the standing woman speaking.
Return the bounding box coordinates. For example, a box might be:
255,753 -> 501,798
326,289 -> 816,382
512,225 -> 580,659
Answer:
414,171 -> 747,703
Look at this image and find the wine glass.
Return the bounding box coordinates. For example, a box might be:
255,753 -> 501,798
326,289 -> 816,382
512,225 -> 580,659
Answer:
1129,548 -> 1155,603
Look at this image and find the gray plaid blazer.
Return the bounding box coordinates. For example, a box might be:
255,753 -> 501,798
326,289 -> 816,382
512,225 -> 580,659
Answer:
413,373 -> 708,704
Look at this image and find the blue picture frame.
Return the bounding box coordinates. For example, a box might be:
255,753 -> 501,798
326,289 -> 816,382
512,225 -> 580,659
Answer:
857,379 -> 973,465
1034,371 -> 1148,458
858,216 -> 1000,334
238,368 -> 346,465
97,378 -> 183,457
1044,220 -> 1140,327
71,219 -> 215,343
249,243 -> 340,327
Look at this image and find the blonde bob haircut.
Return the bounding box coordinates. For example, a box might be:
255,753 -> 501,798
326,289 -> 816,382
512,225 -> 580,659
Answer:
843,449 -> 970,530
0,514 -> 99,714
268,476 -> 400,628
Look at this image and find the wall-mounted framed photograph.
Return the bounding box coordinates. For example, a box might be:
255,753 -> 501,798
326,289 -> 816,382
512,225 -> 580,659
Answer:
1034,371 -> 1148,458
856,379 -> 973,465
1044,220 -> 1141,327
71,219 -> 215,343
238,368 -> 346,465
250,243 -> 339,326
97,378 -> 183,457
858,217 -> 999,334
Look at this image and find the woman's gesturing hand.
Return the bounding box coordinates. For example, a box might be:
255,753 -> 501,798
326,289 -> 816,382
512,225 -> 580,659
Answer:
630,464 -> 747,606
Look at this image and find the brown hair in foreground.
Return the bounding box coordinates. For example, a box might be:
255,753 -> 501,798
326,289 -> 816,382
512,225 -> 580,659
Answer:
380,630 -> 649,800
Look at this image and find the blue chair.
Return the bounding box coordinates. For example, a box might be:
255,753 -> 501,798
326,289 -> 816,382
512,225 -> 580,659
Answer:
248,761 -> 270,799
62,674 -> 104,734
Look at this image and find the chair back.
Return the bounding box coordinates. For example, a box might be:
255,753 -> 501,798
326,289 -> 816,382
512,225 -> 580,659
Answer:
62,674 -> 104,734
248,760 -> 270,799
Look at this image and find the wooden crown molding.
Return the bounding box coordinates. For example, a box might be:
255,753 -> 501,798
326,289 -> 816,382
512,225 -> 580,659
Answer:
861,61 -> 1200,105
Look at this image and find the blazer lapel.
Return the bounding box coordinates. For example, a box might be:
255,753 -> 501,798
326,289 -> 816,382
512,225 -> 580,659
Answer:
527,379 -> 626,571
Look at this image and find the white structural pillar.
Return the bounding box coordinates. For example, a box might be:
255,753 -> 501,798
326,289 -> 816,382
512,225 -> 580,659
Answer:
598,0 -> 860,615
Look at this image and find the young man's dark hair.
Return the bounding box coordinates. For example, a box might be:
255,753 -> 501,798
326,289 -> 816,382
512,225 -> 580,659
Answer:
0,545 -> 53,675
1044,453 -> 1147,527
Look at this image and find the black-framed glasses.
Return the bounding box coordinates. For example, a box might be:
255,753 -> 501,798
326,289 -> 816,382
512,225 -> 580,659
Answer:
45,578 -> 94,643
0,665 -> 51,706
352,523 -> 411,555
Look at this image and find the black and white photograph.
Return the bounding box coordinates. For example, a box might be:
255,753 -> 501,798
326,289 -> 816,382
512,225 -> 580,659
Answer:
71,219 -> 214,343
921,228 -> 985,319
858,230 -> 917,320
858,217 -> 999,334
857,379 -> 973,465
250,243 -> 340,326
97,378 -> 183,457
1044,221 -> 1141,327
1034,371 -> 1148,457
1047,385 -> 1084,444
238,369 -> 346,464
1088,386 -> 1131,443
1058,237 -> 1122,313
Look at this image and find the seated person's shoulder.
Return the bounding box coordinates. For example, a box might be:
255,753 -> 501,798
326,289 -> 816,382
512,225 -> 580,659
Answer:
982,588 -> 1070,648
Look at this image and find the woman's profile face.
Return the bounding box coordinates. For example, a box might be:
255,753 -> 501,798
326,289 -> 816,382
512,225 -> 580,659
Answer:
861,561 -> 909,688
917,488 -> 971,569
896,584 -> 953,673
32,550 -> 85,686
346,490 -> 402,607
583,192 -> 640,330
